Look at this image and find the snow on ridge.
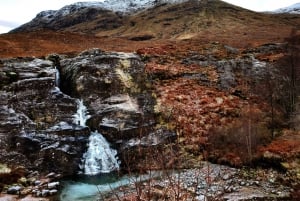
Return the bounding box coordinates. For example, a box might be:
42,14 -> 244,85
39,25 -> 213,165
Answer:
100,0 -> 153,13
275,2 -> 300,14
99,0 -> 191,13
35,10 -> 57,22
34,0 -> 191,20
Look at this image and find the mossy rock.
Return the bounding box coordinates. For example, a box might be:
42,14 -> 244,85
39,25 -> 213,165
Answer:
0,164 -> 11,174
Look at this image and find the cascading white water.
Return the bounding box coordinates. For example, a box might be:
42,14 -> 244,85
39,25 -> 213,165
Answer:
82,131 -> 120,175
54,65 -> 120,176
72,99 -> 120,175
55,67 -> 60,87
73,99 -> 90,127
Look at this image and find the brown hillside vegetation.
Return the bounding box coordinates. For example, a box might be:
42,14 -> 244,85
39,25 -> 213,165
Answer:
96,0 -> 300,41
2,0 -> 300,59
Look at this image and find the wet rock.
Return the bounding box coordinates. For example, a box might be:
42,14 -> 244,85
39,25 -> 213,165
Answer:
0,49 -> 171,177
34,180 -> 42,186
7,185 -> 22,194
17,177 -> 28,186
59,49 -> 156,142
41,189 -> 50,197
58,49 -> 171,168
45,172 -> 56,178
47,182 -> 59,189
0,57 -> 88,175
49,189 -> 58,195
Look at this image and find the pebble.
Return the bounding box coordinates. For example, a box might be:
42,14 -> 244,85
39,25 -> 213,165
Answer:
224,186 -> 233,193
7,186 -> 22,194
142,163 -> 293,201
49,189 -> 58,195
34,180 -> 42,186
1,171 -> 61,199
47,181 -> 59,189
46,172 -> 56,178
222,174 -> 231,180
196,194 -> 206,201
41,189 -> 50,197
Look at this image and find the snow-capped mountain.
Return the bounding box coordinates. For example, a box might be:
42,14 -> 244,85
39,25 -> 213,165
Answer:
11,0 -> 190,33
12,0 -> 274,37
36,0 -> 189,21
275,2 -> 300,14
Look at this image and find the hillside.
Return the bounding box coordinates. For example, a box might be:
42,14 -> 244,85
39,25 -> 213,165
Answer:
1,0 -> 300,59
96,0 -> 300,41
10,0 -> 300,40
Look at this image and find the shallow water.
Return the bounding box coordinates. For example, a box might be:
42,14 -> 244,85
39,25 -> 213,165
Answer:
59,171 -> 163,201
59,173 -> 123,201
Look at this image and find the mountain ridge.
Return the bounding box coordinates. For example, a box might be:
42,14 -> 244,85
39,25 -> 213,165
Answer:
10,0 -> 190,33
275,2 -> 300,14
10,0 -> 300,41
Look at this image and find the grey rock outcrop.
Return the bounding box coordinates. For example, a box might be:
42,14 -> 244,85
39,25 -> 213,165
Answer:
0,49 -> 171,176
59,49 -> 156,142
0,57 -> 87,175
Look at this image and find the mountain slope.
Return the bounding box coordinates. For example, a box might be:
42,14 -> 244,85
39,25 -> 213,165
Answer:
10,0 -> 300,42
11,6 -> 126,33
96,0 -> 300,43
275,2 -> 300,14
10,0 -> 187,33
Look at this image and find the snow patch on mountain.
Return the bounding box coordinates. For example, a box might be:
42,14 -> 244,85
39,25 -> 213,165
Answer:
275,2 -> 300,14
34,0 -> 190,21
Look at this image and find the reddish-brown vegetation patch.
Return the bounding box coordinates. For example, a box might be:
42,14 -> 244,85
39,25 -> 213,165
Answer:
154,78 -> 247,144
259,130 -> 300,159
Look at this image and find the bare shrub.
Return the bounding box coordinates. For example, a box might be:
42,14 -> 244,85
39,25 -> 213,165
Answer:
207,106 -> 271,166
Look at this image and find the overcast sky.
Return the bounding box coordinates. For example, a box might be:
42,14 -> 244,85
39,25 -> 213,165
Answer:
0,0 -> 299,33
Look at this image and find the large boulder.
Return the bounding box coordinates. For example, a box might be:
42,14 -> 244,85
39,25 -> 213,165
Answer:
59,49 -> 156,142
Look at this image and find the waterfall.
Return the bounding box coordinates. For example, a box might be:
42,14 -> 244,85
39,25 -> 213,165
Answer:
55,67 -> 60,87
54,65 -> 119,175
73,99 -> 91,127
82,131 -> 120,175
72,100 -> 120,175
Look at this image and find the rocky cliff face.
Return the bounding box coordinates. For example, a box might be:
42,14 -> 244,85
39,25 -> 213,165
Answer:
59,49 -> 155,140
0,57 -> 86,175
0,49 -> 174,176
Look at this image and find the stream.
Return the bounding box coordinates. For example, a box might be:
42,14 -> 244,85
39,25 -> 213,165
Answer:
60,173 -> 125,201
59,171 -> 164,201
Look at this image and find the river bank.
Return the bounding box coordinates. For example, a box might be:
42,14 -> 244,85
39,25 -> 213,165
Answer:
105,163 -> 299,201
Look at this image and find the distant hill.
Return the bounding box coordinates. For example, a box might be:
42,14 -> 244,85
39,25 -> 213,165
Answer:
10,0 -> 300,41
275,2 -> 300,14
10,0 -> 186,33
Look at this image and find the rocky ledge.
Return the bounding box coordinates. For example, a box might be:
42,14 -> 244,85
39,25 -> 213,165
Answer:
0,49 -> 175,199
